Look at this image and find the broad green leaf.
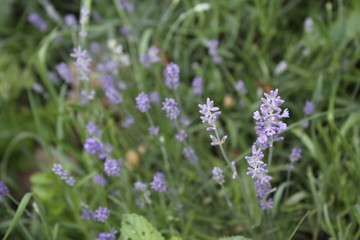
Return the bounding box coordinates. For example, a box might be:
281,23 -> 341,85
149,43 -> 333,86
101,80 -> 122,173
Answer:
121,213 -> 165,240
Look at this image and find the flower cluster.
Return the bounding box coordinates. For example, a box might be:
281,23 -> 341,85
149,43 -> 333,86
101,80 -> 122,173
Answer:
235,80 -> 247,95
94,206 -> 110,222
140,46 -> 160,68
52,164 -> 76,186
207,40 -> 222,64
192,77 -> 203,96
164,63 -> 180,90
79,7 -> 90,37
87,122 -> 102,138
162,98 -> 180,120
121,115 -> 135,128
64,14 -> 77,29
70,46 -> 92,81
183,147 -> 198,164
84,138 -> 104,155
253,89 -> 289,149
56,63 -> 73,83
212,167 -> 225,185
95,232 -> 116,240
150,172 -> 167,192
135,92 -> 151,112
101,76 -> 123,105
0,181 -> 9,199
175,130 -> 188,142
286,147 -> 302,170
93,174 -> 108,186
28,12 -> 48,31
199,98 -> 227,146
104,159 -> 121,177
119,0 -> 134,12
149,126 -> 160,135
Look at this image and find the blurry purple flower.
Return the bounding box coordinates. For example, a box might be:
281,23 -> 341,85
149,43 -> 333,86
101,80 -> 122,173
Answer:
120,25 -> 131,36
0,181 -> 9,199
84,138 -> 104,155
56,63 -> 73,84
94,174 -> 108,186
105,88 -> 122,105
79,89 -> 95,105
140,46 -> 160,68
104,159 -> 121,177
212,55 -> 222,64
86,122 -> 102,138
192,77 -> 203,96
52,164 -> 76,186
260,198 -> 273,210
95,232 -> 116,240
175,130 -> 188,142
121,115 -> 134,128
274,60 -> 288,75
207,39 -> 222,64
94,206 -> 110,222
149,126 -> 159,135
28,12 -> 48,31
119,0 -> 134,12
235,80 -> 247,94
304,17 -> 314,33
90,41 -> 102,53
162,98 -> 180,120
150,172 -> 167,192
80,7 -> 90,25
70,46 -> 92,81
98,143 -> 113,160
212,167 -> 225,185
135,92 -> 151,112
64,14 -> 77,29
289,147 -> 302,163
81,208 -> 94,220
134,181 -> 151,204
149,91 -> 160,103
164,63 -> 180,90
303,100 -> 315,115
48,71 -> 60,85
183,147 -> 198,164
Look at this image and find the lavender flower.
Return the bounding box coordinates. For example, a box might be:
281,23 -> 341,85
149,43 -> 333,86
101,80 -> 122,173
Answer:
84,138 -> 104,155
253,89 -> 289,149
207,40 -> 222,64
274,60 -> 288,75
79,89 -> 95,105
28,12 -> 48,31
79,7 -> 90,37
121,115 -> 134,128
94,207 -> 110,222
183,147 -> 198,164
104,159 -> 121,177
235,80 -> 248,94
304,17 -> 314,33
56,63 -> 73,83
212,167 -> 225,185
81,208 -> 95,220
140,46 -> 160,68
105,88 -> 123,105
199,98 -> 227,146
175,130 -> 188,142
192,77 -> 203,96
98,143 -> 113,160
134,181 -> 152,204
96,232 -> 116,240
120,25 -> 131,36
93,174 -> 108,186
86,122 -> 102,138
52,164 -> 76,186
150,172 -> 167,192
119,0 -> 134,12
231,161 -> 237,179
135,92 -> 151,112
48,71 -> 60,85
64,14 -> 77,29
149,126 -> 159,135
287,147 -> 303,169
0,181 -> 9,199
162,98 -> 180,120
149,91 -> 160,103
70,46 -> 92,81
303,100 -> 315,115
164,63 -> 180,90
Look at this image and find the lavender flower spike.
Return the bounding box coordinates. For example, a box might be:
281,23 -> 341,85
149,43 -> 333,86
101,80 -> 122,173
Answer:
164,62 -> 180,90
70,46 -> 92,81
104,159 -> 121,177
28,12 -> 48,31
162,98 -> 180,120
94,206 -> 110,222
303,100 -> 315,115
56,63 -> 73,83
212,167 -> 225,185
52,163 -> 76,186
150,172 -> 167,192
135,92 -> 151,112
0,181 -> 9,199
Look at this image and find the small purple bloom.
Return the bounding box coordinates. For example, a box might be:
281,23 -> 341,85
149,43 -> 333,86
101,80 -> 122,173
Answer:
260,198 -> 273,210
135,92 -> 151,112
121,115 -> 134,128
56,63 -> 73,84
28,12 -> 48,31
235,80 -> 247,94
183,147 -> 198,164
212,167 -> 225,185
140,46 -> 160,68
164,63 -> 180,90
81,208 -> 95,220
52,164 -> 76,186
93,174 -> 108,186
104,159 -> 121,177
120,25 -> 131,36
150,172 -> 167,192
304,17 -> 314,33
289,147 -> 302,163
0,181 -> 9,199
192,77 -> 203,96
64,14 -> 77,29
86,122 -> 102,138
207,39 -> 222,64
105,88 -> 123,105
162,98 -> 180,120
98,143 -> 113,160
303,100 -> 315,115
84,138 -> 104,155
149,91 -> 160,103
119,0 -> 134,12
175,130 -> 188,142
94,206 -> 110,222
149,126 -> 159,135
70,46 -> 92,81
79,89 -> 95,105
96,232 -> 116,240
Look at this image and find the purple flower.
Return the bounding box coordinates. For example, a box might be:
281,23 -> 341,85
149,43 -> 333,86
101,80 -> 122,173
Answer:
90,42 -> 102,53
289,147 -> 302,163
162,98 -> 180,120
274,60 -> 288,75
149,91 -> 160,103
212,167 -> 225,185
303,100 -> 315,115
93,174 -> 108,186
253,89 -> 289,148
260,198 -> 273,210
140,46 -> 160,68
98,143 -> 113,160
304,17 -> 314,33
64,14 -> 77,29
207,40 -> 222,64
120,25 -> 131,36
52,164 -> 76,186
175,130 -> 188,142
235,80 -> 247,94
183,147 -> 198,164
0,181 -> 9,199
149,126 -> 159,135
84,138 -> 104,155
79,7 -> 90,36
48,71 -> 60,85
95,232 -> 116,240
150,172 -> 167,192
134,181 -> 151,204
70,46 -> 92,81
121,115 -> 134,128
105,88 -> 123,105
104,159 -> 121,177
28,12 -> 48,31
164,63 -> 180,90
81,208 -> 94,220
192,77 -> 203,96
56,63 -> 73,83
86,122 -> 102,138
94,206 -> 110,222
119,0 -> 134,12
135,92 -> 151,112
79,89 -> 95,105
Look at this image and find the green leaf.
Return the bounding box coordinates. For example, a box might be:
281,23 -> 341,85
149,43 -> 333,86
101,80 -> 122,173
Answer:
219,236 -> 252,240
3,193 -> 33,240
121,213 -> 165,240
169,237 -> 182,240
